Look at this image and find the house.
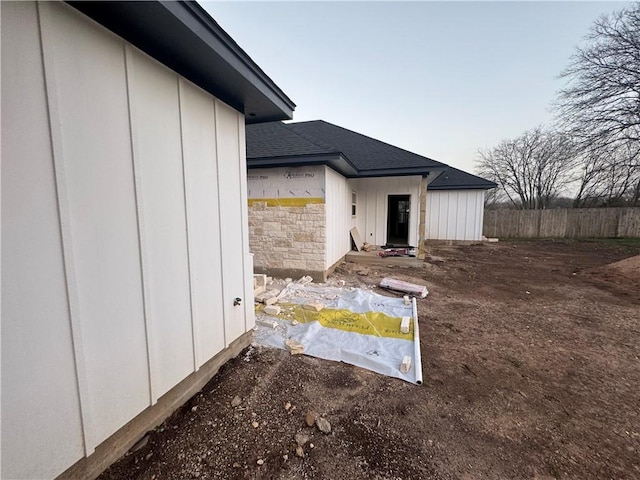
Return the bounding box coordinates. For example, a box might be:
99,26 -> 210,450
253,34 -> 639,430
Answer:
1,2 -> 293,479
246,121 -> 495,280
425,166 -> 497,242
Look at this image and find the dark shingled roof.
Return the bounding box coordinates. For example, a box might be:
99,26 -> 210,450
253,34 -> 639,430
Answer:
246,120 -> 496,189
428,166 -> 497,190
246,121 -> 335,159
246,120 -> 447,177
287,121 -> 446,172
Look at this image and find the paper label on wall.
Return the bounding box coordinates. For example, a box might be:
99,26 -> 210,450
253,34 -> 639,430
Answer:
247,166 -> 325,199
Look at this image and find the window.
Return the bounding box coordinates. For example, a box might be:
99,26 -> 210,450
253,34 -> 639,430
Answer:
351,191 -> 357,216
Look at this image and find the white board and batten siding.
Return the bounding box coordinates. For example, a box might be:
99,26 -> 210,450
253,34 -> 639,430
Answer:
1,3 -> 86,477
426,190 -> 486,241
325,167 -> 356,269
1,2 -> 253,478
349,176 -> 423,247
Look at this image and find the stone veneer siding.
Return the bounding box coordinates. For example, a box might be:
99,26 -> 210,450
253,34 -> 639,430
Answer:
249,201 -> 326,280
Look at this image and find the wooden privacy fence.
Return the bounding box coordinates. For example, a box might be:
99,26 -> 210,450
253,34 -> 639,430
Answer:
483,207 -> 640,239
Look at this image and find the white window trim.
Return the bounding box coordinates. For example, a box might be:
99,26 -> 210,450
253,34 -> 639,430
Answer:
351,191 -> 357,217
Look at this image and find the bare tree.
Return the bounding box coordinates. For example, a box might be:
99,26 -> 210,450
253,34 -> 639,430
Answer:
483,185 -> 508,209
573,142 -> 640,206
556,3 -> 640,151
477,127 -> 577,210
555,3 -> 640,206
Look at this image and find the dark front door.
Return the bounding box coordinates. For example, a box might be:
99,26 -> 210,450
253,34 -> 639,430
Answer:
386,195 -> 410,246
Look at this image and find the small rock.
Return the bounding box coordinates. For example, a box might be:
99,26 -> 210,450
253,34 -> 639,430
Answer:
295,433 -> 310,447
427,439 -> 434,447
251,412 -> 257,417
285,338 -> 304,355
305,411 -> 317,427
255,289 -> 280,304
283,454 -> 289,462
231,396 -> 242,408
251,421 -> 259,428
191,405 -> 198,412
264,304 -> 281,316
316,416 -> 331,434
309,443 -> 314,449
303,302 -> 324,312
264,297 -> 279,307
295,446 -> 304,458
285,402 -> 292,411
257,459 -> 264,466
291,320 -> 299,326
144,452 -> 153,461
131,435 -> 149,452
232,462 -> 240,468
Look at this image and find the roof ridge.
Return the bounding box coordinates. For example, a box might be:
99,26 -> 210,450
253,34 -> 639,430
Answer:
289,120 -> 447,167
442,165 -> 478,176
429,165 -> 497,190
284,122 -> 338,154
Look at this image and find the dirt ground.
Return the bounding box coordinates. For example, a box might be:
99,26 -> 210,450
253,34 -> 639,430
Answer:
99,240 -> 640,480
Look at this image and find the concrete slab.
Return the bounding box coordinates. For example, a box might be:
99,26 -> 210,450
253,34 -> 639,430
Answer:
345,251 -> 424,268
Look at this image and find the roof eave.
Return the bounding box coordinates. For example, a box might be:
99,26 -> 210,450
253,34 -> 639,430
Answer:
348,166 -> 447,179
247,155 -> 451,179
247,153 -> 359,177
428,184 -> 497,191
66,1 -> 295,123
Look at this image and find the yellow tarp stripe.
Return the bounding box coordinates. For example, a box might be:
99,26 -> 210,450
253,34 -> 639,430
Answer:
248,197 -> 325,207
258,303 -> 414,341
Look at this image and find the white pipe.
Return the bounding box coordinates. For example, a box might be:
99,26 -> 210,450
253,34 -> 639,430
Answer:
412,297 -> 423,385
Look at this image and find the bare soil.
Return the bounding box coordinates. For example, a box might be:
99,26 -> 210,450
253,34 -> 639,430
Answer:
99,240 -> 640,480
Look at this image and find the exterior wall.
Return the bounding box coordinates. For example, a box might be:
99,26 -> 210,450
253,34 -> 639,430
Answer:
426,190 -> 486,241
348,176 -> 423,247
325,167 -> 356,269
247,166 -> 326,279
417,177 -> 429,258
1,3 -> 252,478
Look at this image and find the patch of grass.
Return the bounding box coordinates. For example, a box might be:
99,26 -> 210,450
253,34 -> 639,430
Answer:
498,237 -> 640,248
580,237 -> 640,248
506,356 -> 523,369
546,459 -> 561,479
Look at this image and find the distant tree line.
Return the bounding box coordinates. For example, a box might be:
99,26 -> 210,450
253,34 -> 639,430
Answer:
478,3 -> 640,210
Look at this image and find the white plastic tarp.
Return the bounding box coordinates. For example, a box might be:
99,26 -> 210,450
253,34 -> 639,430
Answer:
253,284 -> 424,384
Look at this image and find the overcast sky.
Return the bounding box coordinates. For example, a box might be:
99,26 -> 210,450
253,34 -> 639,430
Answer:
201,1 -> 629,174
